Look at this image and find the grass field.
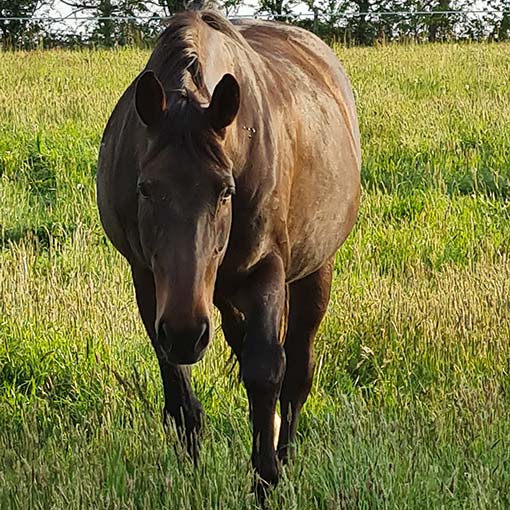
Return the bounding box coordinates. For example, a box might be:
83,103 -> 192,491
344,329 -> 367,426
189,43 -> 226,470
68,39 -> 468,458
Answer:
1,43 -> 510,509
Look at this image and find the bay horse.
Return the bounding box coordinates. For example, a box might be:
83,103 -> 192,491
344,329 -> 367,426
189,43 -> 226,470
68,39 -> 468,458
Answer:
97,10 -> 360,494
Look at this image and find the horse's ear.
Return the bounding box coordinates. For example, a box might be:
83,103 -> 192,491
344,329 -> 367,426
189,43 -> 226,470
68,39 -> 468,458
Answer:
135,70 -> 167,127
208,74 -> 240,133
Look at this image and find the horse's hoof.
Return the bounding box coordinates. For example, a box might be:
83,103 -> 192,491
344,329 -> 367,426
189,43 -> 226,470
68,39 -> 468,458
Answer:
277,445 -> 289,465
252,458 -> 279,507
163,398 -> 204,462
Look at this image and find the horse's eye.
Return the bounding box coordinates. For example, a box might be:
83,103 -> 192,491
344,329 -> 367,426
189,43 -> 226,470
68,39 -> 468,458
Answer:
220,185 -> 235,204
137,180 -> 151,200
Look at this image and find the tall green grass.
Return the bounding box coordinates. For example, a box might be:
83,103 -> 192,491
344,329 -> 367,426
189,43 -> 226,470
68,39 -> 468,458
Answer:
1,43 -> 510,508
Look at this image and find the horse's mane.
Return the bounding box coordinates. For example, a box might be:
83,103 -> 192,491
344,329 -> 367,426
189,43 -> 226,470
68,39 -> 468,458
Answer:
148,10 -> 249,93
200,10 -> 248,47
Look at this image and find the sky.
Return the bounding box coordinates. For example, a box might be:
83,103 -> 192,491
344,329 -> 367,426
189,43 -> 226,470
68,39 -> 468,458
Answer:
49,0 -> 267,18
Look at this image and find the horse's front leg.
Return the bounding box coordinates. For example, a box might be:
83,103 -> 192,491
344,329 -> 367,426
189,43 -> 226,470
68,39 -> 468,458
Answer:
131,265 -> 204,461
236,254 -> 287,494
159,361 -> 204,461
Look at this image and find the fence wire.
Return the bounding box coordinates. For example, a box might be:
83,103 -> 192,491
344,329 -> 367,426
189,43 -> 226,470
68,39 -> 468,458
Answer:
0,10 -> 509,21
1,9 -> 509,48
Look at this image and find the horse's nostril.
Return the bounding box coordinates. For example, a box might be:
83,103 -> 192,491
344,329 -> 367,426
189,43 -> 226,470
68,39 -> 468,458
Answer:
157,321 -> 171,348
195,319 -> 210,354
157,318 -> 210,363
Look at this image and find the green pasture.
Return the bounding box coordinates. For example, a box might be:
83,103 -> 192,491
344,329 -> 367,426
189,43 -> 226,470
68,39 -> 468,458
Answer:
1,43 -> 510,508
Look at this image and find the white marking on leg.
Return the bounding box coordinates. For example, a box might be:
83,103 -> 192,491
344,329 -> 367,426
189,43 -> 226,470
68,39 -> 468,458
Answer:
273,411 -> 281,450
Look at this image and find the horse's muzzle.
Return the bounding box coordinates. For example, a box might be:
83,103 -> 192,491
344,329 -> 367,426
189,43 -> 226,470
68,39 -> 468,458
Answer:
157,318 -> 210,365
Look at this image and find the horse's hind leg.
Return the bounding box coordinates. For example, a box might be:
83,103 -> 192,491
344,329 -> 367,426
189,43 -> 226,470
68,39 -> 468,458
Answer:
277,258 -> 334,463
131,264 -> 204,461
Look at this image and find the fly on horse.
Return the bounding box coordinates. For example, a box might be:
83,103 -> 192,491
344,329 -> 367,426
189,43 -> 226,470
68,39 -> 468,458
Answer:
97,9 -> 360,494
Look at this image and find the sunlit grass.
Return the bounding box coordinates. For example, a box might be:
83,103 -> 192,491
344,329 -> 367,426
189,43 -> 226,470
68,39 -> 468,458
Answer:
1,43 -> 510,508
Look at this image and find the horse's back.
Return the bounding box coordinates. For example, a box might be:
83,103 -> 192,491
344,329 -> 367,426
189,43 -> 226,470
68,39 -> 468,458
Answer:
233,19 -> 359,155
233,19 -> 361,281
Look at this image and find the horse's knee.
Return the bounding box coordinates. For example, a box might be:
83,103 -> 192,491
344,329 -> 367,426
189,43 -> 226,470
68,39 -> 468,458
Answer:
241,343 -> 286,395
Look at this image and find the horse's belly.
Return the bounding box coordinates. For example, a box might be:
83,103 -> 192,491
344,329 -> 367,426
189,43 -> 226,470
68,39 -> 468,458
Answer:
287,190 -> 359,282
286,121 -> 360,282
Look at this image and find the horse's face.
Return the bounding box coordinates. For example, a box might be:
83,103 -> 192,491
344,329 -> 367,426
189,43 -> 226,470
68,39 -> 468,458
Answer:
135,71 -> 240,365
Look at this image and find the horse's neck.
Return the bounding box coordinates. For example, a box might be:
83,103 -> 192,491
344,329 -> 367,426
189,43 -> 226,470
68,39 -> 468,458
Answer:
196,39 -> 248,171
198,32 -> 231,104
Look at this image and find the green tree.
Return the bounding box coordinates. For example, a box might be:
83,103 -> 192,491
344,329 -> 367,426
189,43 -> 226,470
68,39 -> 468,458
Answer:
0,0 -> 47,49
257,0 -> 298,20
486,0 -> 510,41
60,0 -> 160,46
59,0 -> 221,46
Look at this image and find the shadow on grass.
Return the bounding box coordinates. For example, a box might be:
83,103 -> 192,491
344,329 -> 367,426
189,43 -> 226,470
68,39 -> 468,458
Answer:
0,222 -> 77,250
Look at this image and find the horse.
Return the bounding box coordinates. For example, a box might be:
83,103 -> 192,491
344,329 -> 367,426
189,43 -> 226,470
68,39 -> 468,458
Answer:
96,9 -> 360,495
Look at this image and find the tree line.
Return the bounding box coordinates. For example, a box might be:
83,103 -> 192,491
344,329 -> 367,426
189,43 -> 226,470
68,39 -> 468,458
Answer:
2,0 -> 510,49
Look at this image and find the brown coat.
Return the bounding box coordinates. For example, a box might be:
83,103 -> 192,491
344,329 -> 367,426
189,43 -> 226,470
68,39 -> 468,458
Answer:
97,10 -> 360,495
